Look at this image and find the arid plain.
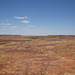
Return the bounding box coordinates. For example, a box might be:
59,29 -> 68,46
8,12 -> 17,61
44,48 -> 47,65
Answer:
0,35 -> 75,75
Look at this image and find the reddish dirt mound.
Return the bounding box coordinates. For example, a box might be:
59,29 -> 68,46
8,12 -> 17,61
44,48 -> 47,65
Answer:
37,44 -> 56,46
25,56 -> 58,61
0,40 -> 26,42
0,43 -> 6,45
36,56 -> 58,61
6,50 -> 43,54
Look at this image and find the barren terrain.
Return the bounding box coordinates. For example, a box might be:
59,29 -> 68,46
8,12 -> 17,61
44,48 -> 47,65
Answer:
0,35 -> 75,75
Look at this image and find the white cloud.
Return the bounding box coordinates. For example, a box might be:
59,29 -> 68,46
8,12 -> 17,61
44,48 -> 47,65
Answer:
14,16 -> 28,19
0,23 -> 11,25
14,16 -> 24,19
21,20 -> 30,23
10,26 -> 17,31
10,26 -> 17,28
24,16 -> 28,19
28,25 -> 35,27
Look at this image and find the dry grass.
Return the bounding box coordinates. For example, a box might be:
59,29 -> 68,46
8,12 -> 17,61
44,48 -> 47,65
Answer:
0,35 -> 75,75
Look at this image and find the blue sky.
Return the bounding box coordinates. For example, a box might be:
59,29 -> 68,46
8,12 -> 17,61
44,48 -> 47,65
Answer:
0,0 -> 75,35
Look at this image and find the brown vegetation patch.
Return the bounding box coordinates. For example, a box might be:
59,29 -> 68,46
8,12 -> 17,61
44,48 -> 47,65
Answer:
0,61 -> 8,70
0,43 -> 6,45
0,63 -> 7,70
37,44 -> 56,46
6,49 -> 43,54
32,56 -> 59,62
0,40 -> 26,42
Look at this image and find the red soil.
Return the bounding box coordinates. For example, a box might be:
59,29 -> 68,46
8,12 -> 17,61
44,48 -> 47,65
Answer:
0,43 -> 6,45
37,44 -> 56,46
6,49 -> 43,54
0,40 -> 26,42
